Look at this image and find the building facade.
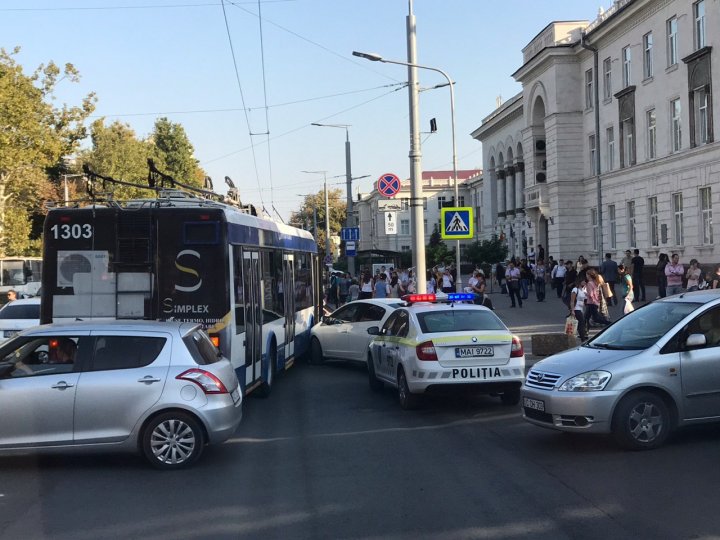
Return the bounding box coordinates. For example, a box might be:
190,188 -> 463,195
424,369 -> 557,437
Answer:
355,170 -> 481,258
473,0 -> 719,266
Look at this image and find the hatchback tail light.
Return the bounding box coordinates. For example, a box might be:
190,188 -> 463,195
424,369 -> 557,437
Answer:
177,368 -> 229,394
510,336 -> 524,358
416,340 -> 438,361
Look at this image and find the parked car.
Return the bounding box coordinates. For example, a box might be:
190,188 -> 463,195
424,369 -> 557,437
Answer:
522,289 -> 720,450
0,297 -> 41,343
367,293 -> 525,409
310,299 -> 402,364
0,320 -> 242,469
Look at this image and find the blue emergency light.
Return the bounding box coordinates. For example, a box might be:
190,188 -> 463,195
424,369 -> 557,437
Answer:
446,293 -> 475,302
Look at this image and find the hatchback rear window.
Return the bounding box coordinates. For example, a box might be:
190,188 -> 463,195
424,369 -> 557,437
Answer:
0,304 -> 40,320
183,329 -> 221,365
417,310 -> 506,333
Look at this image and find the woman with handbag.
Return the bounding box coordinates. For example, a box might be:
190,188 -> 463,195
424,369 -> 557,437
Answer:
569,277 -> 588,340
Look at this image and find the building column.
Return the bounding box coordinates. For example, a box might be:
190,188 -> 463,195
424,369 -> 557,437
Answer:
505,165 -> 516,217
515,161 -> 525,213
497,168 -> 506,218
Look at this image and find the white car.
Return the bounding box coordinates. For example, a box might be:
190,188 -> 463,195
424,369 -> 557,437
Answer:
310,299 -> 403,364
0,297 -> 40,343
367,293 -> 525,409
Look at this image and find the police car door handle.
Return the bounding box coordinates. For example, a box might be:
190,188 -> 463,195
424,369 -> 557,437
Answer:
51,381 -> 74,390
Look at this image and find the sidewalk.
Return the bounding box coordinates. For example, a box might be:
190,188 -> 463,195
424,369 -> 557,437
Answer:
488,283 -> 659,365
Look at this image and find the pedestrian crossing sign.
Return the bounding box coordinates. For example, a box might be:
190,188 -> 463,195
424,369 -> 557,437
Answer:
440,207 -> 474,240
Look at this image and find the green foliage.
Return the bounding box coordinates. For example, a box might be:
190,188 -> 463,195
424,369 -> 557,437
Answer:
289,188 -> 346,255
81,119 -> 157,199
465,236 -> 508,265
152,118 -> 205,187
0,47 -> 96,256
425,227 -> 454,268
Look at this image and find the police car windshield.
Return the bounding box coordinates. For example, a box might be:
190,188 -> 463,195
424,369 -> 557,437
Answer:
417,310 -> 506,334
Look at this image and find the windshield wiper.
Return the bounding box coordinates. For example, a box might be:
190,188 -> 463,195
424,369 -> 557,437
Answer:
589,342 -> 623,350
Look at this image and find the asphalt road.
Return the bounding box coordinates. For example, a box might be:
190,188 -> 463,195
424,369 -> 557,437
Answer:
2,342 -> 720,540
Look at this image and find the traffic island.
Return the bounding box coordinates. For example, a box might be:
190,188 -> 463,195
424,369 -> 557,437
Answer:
531,333 -> 578,357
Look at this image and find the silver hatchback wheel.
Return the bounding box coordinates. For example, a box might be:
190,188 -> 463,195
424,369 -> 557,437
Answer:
142,412 -> 204,469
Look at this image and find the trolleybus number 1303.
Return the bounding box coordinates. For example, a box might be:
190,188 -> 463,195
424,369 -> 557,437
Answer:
50,223 -> 93,240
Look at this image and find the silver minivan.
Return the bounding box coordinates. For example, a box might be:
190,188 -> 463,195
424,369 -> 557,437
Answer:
0,320 -> 242,468
522,290 -> 720,450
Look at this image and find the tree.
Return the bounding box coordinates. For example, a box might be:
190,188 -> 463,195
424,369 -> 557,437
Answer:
152,118 -> 205,187
81,119 -> 157,199
425,226 -> 455,268
465,236 -> 508,265
0,47 -> 96,255
289,188 -> 346,256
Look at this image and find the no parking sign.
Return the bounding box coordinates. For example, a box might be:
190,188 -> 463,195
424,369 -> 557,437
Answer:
377,173 -> 401,197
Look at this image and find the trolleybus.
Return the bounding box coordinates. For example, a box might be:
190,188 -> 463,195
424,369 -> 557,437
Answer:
40,171 -> 318,396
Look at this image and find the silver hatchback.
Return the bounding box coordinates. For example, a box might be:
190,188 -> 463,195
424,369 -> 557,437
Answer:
0,320 -> 242,469
522,290 -> 720,450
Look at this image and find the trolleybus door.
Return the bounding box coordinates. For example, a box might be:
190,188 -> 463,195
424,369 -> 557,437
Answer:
283,254 -> 296,359
242,250 -> 262,386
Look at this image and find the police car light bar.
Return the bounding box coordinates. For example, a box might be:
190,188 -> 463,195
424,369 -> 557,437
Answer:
402,294 -> 436,303
446,293 -> 475,302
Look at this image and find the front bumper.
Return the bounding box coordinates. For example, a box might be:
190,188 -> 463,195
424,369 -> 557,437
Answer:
521,385 -> 619,433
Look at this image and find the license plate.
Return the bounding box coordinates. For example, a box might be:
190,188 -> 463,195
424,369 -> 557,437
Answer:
455,346 -> 494,358
231,387 -> 241,404
523,397 -> 545,412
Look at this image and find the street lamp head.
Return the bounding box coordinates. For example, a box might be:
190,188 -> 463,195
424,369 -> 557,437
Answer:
352,51 -> 383,62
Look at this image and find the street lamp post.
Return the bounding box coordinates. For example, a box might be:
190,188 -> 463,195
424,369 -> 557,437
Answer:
311,123 -> 357,277
352,50 -> 461,292
61,173 -> 86,207
301,170 -> 331,268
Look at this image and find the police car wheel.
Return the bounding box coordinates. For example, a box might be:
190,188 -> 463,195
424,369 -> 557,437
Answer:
367,353 -> 383,392
310,338 -> 325,365
500,387 -> 520,406
397,367 -> 420,410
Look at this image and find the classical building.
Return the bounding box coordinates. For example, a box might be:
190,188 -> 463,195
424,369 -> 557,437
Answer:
472,0 -> 719,266
355,170 -> 481,258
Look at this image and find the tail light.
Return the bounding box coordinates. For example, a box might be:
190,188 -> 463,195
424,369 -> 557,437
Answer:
511,336 -> 524,358
416,340 -> 438,361
177,368 -> 229,394
209,334 -> 220,348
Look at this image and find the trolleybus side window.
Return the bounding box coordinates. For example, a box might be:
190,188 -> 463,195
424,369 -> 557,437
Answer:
233,246 -> 244,335
294,252 -> 313,312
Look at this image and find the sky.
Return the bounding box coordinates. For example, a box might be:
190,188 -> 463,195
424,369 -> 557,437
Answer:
2,0 -> 606,221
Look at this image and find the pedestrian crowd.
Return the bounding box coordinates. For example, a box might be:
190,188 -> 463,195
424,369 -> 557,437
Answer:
325,249 -> 720,342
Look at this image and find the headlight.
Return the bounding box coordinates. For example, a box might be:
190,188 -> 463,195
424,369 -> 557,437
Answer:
558,371 -> 611,392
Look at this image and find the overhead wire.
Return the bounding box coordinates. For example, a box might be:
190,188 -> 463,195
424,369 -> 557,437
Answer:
0,1 -> 293,11
87,83 -> 405,119
225,0 -> 402,84
220,0 -> 264,208
256,0 -> 276,213
200,83 -> 407,166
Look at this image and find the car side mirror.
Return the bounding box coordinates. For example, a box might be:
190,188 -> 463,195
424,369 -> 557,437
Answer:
322,316 -> 334,325
686,333 -> 707,349
367,326 -> 380,336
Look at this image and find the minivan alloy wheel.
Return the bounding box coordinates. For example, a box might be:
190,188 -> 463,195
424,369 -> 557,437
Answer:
613,391 -> 671,450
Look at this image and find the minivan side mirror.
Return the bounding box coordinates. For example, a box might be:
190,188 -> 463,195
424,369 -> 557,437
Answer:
686,333 -> 707,349
367,326 -> 380,336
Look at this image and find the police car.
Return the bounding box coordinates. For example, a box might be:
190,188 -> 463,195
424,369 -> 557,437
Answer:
366,293 -> 525,409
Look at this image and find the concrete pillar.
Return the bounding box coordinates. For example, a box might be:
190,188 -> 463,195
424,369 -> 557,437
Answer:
497,168 -> 506,217
505,165 -> 515,216
515,161 -> 525,212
